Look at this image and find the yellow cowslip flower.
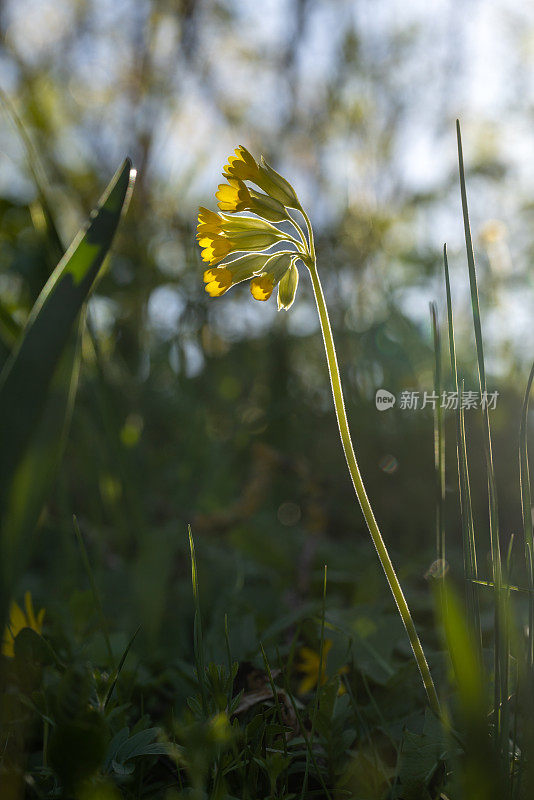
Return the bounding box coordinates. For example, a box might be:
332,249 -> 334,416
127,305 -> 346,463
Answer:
197,206 -> 224,237
198,146 -> 306,307
203,253 -> 272,297
197,210 -> 287,266
223,145 -> 260,183
215,179 -> 251,213
2,591 -> 45,658
216,178 -> 288,223
295,639 -> 349,695
198,234 -> 232,266
223,145 -> 299,208
249,252 -> 297,302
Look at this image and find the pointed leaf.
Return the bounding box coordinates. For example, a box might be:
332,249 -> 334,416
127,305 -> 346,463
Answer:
0,159 -> 135,603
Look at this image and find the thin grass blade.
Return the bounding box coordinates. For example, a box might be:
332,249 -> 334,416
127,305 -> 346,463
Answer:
519,361 -> 534,666
443,245 -> 481,650
188,525 -> 207,715
456,121 -> 502,738
430,301 -> 445,572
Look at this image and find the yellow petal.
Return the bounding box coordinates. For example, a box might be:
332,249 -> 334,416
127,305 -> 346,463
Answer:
205,267 -> 232,290
24,591 -> 38,631
200,245 -> 216,264
200,237 -> 231,265
298,674 -> 318,695
203,268 -> 220,283
2,601 -> 25,658
216,179 -> 250,213
198,235 -> 216,248
8,600 -> 26,638
197,206 -> 221,226
224,146 -> 259,182
197,223 -> 221,238
205,281 -> 229,297
197,207 -> 223,238
250,274 -> 274,301
298,647 -> 320,668
216,183 -> 238,202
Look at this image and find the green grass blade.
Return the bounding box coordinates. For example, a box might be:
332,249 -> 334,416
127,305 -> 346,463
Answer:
279,666 -> 333,800
519,360 -> 534,666
259,641 -> 289,783
301,565 -> 327,800
188,525 -> 208,716
0,158 -> 135,609
73,515 -> 114,668
456,122 -> 501,582
456,120 -> 502,736
440,582 -> 501,799
104,625 -> 141,710
0,89 -> 64,262
443,245 -> 481,650
430,302 -> 445,572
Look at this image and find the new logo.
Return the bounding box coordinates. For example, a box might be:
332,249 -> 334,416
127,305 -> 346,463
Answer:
375,389 -> 396,411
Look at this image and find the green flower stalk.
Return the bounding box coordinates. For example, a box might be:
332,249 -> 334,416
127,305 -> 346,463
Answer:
197,146 -> 440,715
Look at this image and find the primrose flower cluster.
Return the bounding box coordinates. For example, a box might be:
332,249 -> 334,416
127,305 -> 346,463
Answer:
197,146 -> 309,310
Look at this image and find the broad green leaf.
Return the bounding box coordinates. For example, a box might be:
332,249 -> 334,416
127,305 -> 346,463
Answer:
0,158 -> 135,610
398,711 -> 448,800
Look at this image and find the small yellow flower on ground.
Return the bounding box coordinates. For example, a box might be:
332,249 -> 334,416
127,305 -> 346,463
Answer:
296,639 -> 349,695
2,591 -> 45,658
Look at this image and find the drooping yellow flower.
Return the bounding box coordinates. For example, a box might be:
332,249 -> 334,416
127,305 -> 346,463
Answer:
295,639 -> 349,695
223,145 -> 260,183
203,253 -> 272,297
198,234 -> 232,266
197,206 -> 224,237
216,178 -> 288,222
203,266 -> 233,298
2,591 -> 45,658
223,146 -> 299,208
250,274 -> 275,301
196,211 -> 287,266
249,252 -> 296,302
215,179 -> 251,212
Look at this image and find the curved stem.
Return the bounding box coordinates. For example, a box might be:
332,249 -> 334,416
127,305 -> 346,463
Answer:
285,211 -> 309,251
299,206 -> 316,263
305,246 -> 440,715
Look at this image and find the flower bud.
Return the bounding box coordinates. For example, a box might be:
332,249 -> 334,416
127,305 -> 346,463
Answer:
259,157 -> 300,208
277,261 -> 299,311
